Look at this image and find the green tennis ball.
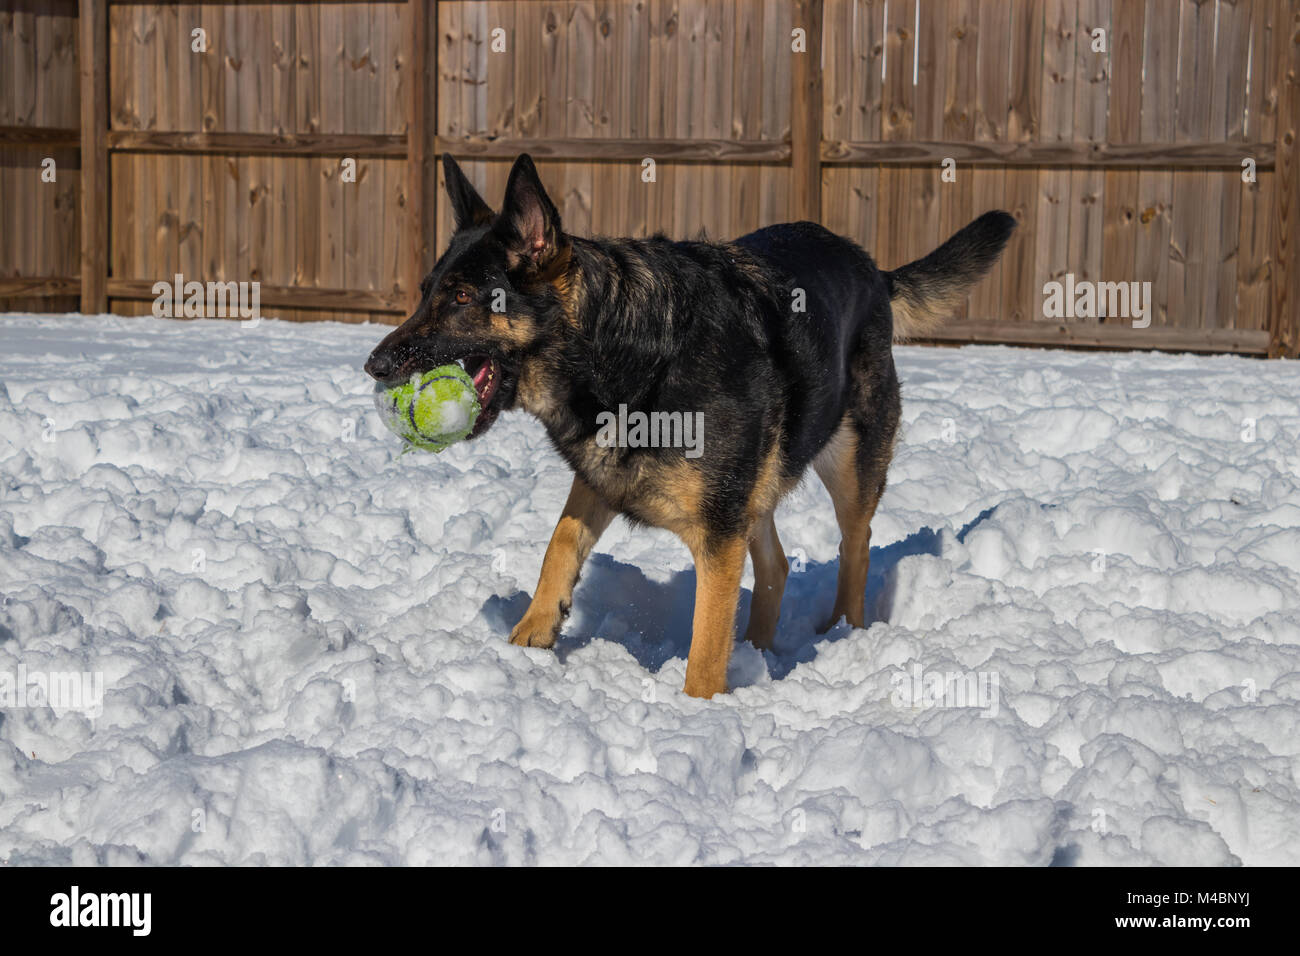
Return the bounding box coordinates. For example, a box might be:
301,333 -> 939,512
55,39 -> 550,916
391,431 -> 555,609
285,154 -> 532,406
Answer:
373,364 -> 481,453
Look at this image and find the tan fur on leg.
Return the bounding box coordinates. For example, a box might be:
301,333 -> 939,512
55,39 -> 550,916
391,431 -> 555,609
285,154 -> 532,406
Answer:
813,418 -> 885,632
682,536 -> 748,699
510,476 -> 615,648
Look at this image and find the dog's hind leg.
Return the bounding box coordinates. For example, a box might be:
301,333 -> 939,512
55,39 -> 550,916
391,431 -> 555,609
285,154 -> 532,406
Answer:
813,407 -> 896,633
742,512 -> 788,651
509,475 -> 615,649
682,534 -> 748,699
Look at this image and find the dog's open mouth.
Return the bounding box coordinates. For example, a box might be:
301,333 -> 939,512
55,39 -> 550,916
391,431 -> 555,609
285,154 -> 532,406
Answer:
457,354 -> 509,438
459,354 -> 500,407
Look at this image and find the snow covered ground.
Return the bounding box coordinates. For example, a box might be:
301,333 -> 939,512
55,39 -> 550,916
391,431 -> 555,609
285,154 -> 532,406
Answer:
1,312 -> 1297,866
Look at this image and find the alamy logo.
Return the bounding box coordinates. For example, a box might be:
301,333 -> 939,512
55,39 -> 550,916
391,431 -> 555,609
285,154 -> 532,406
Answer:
596,404 -> 704,459
890,663 -> 1000,717
1042,273 -> 1152,328
152,273 -> 261,324
50,886 -> 151,936
0,664 -> 104,718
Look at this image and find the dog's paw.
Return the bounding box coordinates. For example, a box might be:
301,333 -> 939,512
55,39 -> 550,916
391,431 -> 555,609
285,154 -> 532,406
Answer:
508,614 -> 560,649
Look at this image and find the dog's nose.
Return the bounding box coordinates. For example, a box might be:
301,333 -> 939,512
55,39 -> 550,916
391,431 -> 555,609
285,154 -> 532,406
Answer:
364,350 -> 395,382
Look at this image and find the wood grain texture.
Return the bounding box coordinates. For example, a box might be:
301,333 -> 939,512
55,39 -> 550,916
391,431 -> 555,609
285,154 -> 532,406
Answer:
821,138 -> 1277,166
1068,0 -> 1107,291
1238,0 -> 1278,332
1169,0 -> 1213,328
969,0 -> 1009,320
106,276 -> 404,313
79,0 -> 107,312
790,0 -> 823,222
1102,0 -> 1144,325
1002,0 -> 1042,322
1269,0 -> 1299,357
939,0 -> 977,319
0,125 -> 79,147
1209,0 -> 1250,330
918,319 -> 1271,353
1135,0 -> 1178,329
406,0 -> 428,313
2,0 -> 1291,351
1035,0 -> 1076,314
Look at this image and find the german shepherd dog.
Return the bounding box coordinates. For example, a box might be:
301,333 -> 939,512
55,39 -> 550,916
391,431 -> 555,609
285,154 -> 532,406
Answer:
366,154 -> 1015,698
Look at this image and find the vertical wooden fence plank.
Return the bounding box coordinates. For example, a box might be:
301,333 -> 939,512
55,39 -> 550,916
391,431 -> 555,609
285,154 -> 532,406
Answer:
674,0 -> 705,236
319,0 -> 343,293
267,2 -> 295,293
1170,0 -> 1213,328
177,2 -> 202,282
438,1 -> 464,249
877,0 -> 916,270
341,4 -> 365,294
1035,0 -> 1076,314
714,0 -> 736,236
564,1 -> 594,238
1069,0 -> 1108,291
407,0 -> 430,315
79,0 -> 107,313
731,0 -> 762,235
624,0 -> 650,235
132,3 -> 157,297
1003,0 -> 1043,322
1210,0 -> 1250,330
220,2 -> 244,289
1102,0 -> 1143,325
912,0 -> 948,260
791,0 -> 822,222
645,0 -> 671,231
1135,0 -> 1178,328
1269,0 -> 1300,357
757,0 -> 790,229
820,0 -> 852,242
591,0 -> 616,235
155,2 -> 179,290
970,0 -> 1009,320
1238,0 -> 1277,332
50,7 -> 80,290
940,0 -> 978,320
295,1 -> 320,290
1,7 -> 15,299
14,3 -> 36,292
33,7 -> 51,284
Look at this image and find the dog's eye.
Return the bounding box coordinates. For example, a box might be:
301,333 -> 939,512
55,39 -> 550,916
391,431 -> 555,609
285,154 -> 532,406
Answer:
455,290 -> 471,305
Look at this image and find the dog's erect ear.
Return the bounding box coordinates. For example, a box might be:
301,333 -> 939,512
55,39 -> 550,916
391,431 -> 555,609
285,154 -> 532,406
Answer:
495,154 -> 566,272
442,154 -> 494,229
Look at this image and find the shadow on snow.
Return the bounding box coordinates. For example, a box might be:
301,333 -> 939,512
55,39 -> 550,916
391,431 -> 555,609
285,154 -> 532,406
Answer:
481,522 -> 954,684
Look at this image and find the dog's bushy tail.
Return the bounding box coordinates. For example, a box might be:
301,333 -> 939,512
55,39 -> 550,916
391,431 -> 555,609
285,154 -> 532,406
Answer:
887,211 -> 1017,341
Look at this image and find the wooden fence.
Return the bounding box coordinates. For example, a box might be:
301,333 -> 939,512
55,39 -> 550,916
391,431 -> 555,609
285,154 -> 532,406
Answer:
1,0 -> 1298,356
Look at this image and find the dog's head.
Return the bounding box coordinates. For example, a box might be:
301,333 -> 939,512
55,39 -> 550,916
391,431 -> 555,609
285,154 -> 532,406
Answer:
364,153 -> 571,440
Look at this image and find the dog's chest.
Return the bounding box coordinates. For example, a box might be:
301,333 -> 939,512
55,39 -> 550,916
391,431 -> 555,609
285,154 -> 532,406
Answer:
573,441 -> 705,538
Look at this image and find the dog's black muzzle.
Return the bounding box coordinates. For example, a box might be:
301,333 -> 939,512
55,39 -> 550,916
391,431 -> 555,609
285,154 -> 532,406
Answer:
364,321 -> 444,386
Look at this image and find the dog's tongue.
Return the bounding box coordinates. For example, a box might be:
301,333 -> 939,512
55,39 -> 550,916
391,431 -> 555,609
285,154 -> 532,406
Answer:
472,361 -> 490,391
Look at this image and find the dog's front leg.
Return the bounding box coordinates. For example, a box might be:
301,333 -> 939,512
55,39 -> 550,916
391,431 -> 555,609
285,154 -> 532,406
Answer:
510,475 -> 614,649
682,536 -> 748,699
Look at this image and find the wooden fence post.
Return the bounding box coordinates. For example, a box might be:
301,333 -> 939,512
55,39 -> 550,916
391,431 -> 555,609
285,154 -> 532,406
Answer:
406,0 -> 433,318
791,0 -> 823,223
1270,0 -> 1300,358
78,0 -> 108,314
